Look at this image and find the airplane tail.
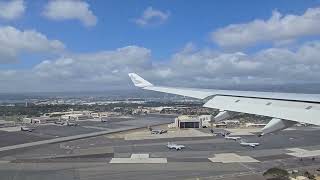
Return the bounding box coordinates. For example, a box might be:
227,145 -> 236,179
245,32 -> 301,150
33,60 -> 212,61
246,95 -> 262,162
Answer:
128,73 -> 153,88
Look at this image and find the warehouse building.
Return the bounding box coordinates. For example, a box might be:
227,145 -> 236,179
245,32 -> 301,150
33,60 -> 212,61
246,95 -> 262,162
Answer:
174,115 -> 213,129
177,116 -> 201,128
172,115 -> 214,129
0,120 -> 15,127
23,117 -> 60,124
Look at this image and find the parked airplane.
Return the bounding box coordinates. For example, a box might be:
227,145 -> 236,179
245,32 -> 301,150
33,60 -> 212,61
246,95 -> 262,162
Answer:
148,126 -> 167,134
129,73 -> 320,136
239,140 -> 260,148
167,142 -> 185,150
225,135 -> 242,141
21,126 -> 33,132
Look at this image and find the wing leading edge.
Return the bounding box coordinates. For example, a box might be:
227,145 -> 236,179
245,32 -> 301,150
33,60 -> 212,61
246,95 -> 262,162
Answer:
128,73 -> 320,127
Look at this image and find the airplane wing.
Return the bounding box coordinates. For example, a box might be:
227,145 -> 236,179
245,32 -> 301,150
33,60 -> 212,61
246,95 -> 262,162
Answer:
128,73 -> 320,134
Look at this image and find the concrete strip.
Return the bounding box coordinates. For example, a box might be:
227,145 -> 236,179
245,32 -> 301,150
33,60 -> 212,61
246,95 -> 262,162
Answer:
131,154 -> 149,159
208,153 -> 260,163
82,126 -> 109,130
110,153 -> 167,164
0,127 -> 22,132
286,148 -> 320,157
227,128 -> 259,136
125,129 -> 211,140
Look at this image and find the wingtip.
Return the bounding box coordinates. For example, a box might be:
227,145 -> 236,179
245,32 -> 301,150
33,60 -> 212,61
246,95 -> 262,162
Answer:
128,73 -> 153,87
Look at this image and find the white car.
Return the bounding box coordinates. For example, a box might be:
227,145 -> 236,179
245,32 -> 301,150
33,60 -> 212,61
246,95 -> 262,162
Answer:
21,126 -> 34,132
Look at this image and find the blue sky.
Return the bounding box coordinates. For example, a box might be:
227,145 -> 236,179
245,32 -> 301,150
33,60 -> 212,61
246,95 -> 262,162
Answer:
0,0 -> 320,92
8,0 -> 319,63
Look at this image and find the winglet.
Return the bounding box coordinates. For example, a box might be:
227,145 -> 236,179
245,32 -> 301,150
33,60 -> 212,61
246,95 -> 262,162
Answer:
128,73 -> 153,87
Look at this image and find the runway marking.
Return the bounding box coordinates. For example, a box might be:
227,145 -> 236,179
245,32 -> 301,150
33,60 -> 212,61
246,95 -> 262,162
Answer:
286,148 -> 320,157
208,153 -> 260,163
110,153 -> 167,164
82,126 -> 109,130
188,171 -> 260,180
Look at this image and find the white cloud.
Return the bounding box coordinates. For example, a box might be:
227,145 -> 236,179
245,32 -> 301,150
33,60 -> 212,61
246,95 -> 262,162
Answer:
212,7 -> 320,48
134,6 -> 170,26
0,26 -> 65,63
43,0 -> 97,27
0,0 -> 25,20
146,41 -> 320,88
2,41 -> 320,92
0,46 -> 152,92
33,46 -> 151,83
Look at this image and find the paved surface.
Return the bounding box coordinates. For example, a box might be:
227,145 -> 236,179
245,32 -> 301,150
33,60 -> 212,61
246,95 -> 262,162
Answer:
208,153 -> 260,163
110,153 -> 167,163
0,114 -> 175,148
286,147 -> 320,157
0,126 -> 319,179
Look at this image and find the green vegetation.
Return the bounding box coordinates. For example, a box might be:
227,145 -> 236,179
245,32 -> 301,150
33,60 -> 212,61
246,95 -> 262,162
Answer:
0,101 -> 204,118
263,167 -> 289,180
303,171 -> 315,180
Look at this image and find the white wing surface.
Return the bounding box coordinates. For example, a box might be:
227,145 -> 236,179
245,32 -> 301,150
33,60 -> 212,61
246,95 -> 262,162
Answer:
128,73 -> 320,129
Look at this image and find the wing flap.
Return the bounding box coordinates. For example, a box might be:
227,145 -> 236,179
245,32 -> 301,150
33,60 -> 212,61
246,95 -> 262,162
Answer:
143,86 -> 214,99
204,96 -> 320,126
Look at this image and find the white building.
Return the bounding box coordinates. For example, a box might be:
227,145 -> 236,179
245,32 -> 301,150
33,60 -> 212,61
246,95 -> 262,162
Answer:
222,120 -> 240,125
23,117 -> 59,124
245,123 -> 267,127
0,120 -> 15,127
199,115 -> 213,127
173,115 -> 214,128
175,115 -> 201,128
61,114 -> 92,121
132,108 -> 150,115
90,112 -> 120,118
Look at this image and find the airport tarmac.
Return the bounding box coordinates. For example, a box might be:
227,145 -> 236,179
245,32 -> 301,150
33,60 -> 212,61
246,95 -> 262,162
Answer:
0,114 -> 175,148
0,125 -> 319,180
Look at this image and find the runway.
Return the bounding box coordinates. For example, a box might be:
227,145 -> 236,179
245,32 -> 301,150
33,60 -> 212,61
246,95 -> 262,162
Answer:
0,125 -> 319,180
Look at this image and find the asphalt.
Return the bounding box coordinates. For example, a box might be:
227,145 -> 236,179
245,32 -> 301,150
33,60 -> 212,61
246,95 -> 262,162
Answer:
0,114 -> 175,148
0,124 -> 319,180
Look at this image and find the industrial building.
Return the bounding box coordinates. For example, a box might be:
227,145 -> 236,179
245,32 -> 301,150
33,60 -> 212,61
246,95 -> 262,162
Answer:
174,115 -> 213,128
61,114 -> 92,121
245,123 -> 267,128
0,120 -> 15,127
23,117 -> 60,124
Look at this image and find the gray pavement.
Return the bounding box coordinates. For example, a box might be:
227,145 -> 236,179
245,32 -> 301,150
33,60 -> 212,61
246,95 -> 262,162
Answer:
0,114 -> 175,149
0,125 -> 319,179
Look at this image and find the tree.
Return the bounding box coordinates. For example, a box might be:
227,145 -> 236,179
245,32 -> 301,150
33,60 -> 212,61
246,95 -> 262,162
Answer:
304,171 -> 315,180
263,167 -> 289,180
